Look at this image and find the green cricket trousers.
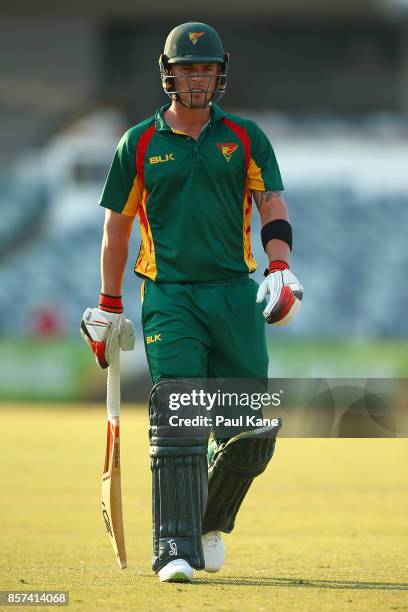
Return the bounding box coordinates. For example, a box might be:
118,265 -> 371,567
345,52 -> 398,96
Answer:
141,275 -> 268,382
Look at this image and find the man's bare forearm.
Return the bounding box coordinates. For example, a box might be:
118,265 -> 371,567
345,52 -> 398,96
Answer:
253,190 -> 290,263
101,209 -> 134,296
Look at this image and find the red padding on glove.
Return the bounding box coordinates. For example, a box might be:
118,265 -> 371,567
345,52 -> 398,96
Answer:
88,339 -> 109,369
266,286 -> 295,324
268,260 -> 289,273
99,293 -> 123,313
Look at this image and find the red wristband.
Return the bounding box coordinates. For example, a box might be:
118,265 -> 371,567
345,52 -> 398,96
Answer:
98,293 -> 123,313
268,260 -> 289,273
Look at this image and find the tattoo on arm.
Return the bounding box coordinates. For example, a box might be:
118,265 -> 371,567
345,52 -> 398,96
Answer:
253,190 -> 283,210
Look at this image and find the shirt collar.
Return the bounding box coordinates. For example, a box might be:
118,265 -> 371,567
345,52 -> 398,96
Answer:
210,103 -> 227,123
155,103 -> 226,132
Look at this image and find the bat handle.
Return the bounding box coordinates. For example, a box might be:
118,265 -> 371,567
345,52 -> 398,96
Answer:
106,348 -> 121,420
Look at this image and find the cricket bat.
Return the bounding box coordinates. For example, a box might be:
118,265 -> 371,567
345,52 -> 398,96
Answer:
101,348 -> 127,569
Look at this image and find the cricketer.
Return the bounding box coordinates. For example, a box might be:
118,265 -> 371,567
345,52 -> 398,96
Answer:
81,21 -> 303,583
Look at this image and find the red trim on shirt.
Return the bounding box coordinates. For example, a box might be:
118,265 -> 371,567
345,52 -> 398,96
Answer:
136,123 -> 156,189
222,117 -> 251,171
135,123 -> 155,249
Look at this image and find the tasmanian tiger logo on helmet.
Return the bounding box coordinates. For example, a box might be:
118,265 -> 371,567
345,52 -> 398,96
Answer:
188,32 -> 205,44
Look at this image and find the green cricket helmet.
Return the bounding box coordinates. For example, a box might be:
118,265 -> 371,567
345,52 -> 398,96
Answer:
159,22 -> 229,107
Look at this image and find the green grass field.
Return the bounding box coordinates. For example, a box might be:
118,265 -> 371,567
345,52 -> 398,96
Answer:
1,405 -> 407,611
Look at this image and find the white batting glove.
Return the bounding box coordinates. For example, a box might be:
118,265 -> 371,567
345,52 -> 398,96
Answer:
80,294 -> 135,368
256,260 -> 303,326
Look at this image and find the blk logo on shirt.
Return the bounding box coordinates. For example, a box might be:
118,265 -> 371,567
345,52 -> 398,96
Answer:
149,153 -> 175,164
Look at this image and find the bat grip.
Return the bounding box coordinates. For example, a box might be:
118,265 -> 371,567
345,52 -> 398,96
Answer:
106,348 -> 121,420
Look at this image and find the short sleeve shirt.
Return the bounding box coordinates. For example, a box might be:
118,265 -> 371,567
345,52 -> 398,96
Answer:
100,103 -> 284,283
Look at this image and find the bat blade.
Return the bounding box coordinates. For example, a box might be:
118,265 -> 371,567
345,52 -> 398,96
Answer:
101,418 -> 127,569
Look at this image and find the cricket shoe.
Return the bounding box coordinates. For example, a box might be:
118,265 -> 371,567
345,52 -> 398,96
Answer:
202,530 -> 224,573
158,559 -> 193,583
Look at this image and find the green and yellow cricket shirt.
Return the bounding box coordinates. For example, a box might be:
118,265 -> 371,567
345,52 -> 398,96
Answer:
99,103 -> 284,283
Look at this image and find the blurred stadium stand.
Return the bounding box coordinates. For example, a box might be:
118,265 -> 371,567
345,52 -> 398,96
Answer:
0,179 -> 47,259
